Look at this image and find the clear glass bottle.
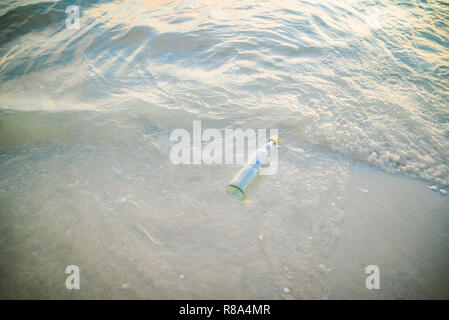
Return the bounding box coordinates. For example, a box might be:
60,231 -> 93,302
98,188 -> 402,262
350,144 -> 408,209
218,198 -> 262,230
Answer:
226,135 -> 279,200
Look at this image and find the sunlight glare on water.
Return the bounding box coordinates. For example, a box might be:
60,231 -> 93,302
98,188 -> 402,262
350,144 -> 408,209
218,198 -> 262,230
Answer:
0,0 -> 448,299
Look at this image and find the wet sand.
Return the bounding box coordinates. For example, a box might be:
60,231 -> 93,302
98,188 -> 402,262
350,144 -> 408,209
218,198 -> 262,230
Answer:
329,163 -> 449,299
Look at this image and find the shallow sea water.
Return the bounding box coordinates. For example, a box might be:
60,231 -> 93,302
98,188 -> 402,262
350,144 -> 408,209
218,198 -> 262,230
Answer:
0,0 -> 448,299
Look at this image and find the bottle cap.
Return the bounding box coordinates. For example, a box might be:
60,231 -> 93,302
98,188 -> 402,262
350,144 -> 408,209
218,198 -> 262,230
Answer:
269,135 -> 280,145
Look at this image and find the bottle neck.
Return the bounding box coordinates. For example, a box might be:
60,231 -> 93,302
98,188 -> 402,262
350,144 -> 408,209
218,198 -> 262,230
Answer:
265,139 -> 276,150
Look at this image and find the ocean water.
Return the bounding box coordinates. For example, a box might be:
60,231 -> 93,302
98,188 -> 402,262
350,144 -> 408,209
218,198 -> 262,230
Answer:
0,0 -> 448,299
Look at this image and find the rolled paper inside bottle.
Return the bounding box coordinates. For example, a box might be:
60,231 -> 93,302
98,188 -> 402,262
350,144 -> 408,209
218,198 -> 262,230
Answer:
226,162 -> 261,200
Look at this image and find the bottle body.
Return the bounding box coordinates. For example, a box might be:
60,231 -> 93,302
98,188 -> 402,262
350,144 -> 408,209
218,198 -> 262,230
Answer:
226,136 -> 279,200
